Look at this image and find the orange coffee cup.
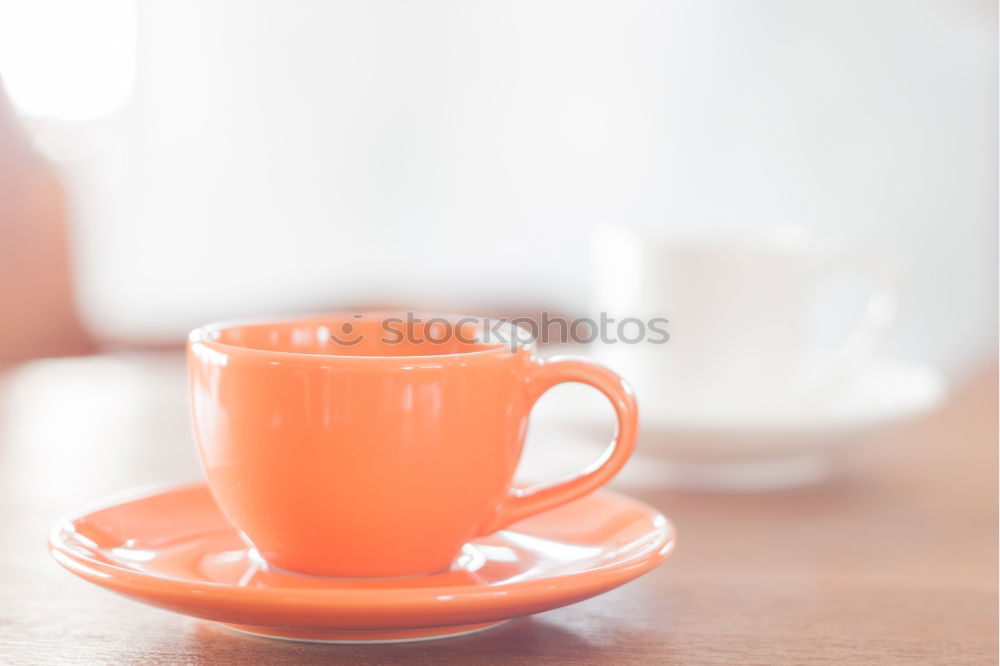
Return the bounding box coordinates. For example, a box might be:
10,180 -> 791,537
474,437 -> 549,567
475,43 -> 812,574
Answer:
188,313 -> 637,578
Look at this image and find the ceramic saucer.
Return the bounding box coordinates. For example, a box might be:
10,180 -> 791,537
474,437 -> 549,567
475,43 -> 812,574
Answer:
50,484 -> 674,643
531,357 -> 946,490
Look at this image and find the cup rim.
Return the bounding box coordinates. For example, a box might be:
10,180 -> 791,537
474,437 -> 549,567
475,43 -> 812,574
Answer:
592,224 -> 822,252
187,311 -> 537,361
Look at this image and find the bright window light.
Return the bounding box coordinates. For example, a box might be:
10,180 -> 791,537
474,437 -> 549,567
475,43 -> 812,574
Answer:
0,0 -> 136,120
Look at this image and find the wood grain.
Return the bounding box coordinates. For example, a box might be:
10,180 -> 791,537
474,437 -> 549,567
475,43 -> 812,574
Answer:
0,353 -> 995,665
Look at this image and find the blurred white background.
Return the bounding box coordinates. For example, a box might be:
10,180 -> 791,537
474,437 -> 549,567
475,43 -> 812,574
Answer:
0,0 -> 995,375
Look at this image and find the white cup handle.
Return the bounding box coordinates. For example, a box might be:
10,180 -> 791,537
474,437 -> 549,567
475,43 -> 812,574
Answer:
804,248 -> 898,397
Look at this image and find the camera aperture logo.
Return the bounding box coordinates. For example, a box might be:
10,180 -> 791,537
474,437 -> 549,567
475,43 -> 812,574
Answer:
328,312 -> 669,351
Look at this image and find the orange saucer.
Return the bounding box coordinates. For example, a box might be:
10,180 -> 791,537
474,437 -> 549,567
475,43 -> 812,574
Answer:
50,484 -> 675,643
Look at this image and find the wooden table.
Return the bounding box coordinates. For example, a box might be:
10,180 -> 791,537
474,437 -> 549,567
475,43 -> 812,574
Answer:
0,352 -> 995,665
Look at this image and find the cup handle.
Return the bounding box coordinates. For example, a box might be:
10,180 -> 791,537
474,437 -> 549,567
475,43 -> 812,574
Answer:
479,357 -> 638,535
806,249 -> 898,393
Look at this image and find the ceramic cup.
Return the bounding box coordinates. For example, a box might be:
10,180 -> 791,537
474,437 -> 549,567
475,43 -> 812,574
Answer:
590,226 -> 896,419
188,313 -> 637,578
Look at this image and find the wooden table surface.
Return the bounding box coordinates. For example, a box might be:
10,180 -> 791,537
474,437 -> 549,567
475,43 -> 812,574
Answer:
0,352 -> 995,665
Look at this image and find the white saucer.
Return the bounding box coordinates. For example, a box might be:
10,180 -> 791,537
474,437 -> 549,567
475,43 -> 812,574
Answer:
529,357 -> 946,490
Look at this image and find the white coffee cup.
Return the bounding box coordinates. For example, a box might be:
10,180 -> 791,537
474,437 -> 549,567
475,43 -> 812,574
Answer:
590,226 -> 896,420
